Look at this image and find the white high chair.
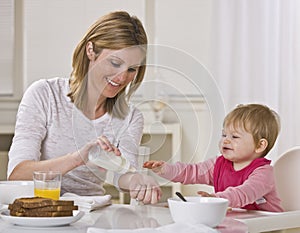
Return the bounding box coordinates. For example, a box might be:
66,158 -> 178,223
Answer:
273,146 -> 300,211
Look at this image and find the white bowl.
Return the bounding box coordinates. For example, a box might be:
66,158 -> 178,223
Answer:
0,181 -> 34,204
168,196 -> 229,227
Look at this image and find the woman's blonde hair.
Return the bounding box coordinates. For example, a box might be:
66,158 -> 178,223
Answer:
68,11 -> 147,118
223,104 -> 280,156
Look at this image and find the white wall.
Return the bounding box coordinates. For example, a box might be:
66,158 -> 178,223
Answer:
22,0 -> 214,96
0,0 -> 14,95
0,0 -> 216,195
154,0 -> 212,74
22,0 -> 146,88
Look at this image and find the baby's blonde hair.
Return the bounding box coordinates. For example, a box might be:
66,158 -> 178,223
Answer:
223,104 -> 280,156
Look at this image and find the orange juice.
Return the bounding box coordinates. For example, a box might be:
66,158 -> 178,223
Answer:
33,171 -> 61,200
34,188 -> 60,200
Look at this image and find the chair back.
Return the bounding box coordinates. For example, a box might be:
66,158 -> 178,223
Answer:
273,146 -> 300,211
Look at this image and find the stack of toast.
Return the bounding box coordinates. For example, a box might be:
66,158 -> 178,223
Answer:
8,197 -> 78,217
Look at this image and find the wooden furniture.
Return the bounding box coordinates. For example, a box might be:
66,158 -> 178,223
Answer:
0,125 -> 14,180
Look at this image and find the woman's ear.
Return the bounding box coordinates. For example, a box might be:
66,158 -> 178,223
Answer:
86,41 -> 95,61
255,138 -> 268,154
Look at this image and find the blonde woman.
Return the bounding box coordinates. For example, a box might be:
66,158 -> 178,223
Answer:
8,11 -> 161,204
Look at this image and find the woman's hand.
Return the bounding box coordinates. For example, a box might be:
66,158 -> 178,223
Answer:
73,135 -> 120,167
143,160 -> 165,174
9,136 -> 121,180
73,141 -> 94,166
129,173 -> 162,204
96,136 -> 121,156
118,173 -> 162,204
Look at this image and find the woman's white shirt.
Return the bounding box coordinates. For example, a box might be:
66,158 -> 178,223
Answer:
8,77 -> 144,195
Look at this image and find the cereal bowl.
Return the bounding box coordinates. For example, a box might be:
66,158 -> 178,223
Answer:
168,196 -> 229,227
0,181 -> 34,204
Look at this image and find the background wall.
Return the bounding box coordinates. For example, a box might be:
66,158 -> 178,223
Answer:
1,0 -> 299,196
0,0 -> 215,195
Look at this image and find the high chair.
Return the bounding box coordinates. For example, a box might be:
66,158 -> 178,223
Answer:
273,146 -> 300,211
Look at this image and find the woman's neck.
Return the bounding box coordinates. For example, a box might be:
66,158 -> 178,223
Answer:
84,92 -> 107,120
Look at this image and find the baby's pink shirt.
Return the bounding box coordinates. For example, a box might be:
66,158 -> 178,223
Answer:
159,156 -> 284,212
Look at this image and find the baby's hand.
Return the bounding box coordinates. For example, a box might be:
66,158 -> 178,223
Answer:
197,191 -> 216,197
143,160 -> 165,173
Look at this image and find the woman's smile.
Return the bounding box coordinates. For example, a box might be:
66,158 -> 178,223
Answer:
105,77 -> 121,87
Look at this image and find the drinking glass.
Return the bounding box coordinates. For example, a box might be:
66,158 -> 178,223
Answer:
33,171 -> 61,200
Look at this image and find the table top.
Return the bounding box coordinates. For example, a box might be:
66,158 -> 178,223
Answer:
0,203 -> 246,233
0,203 -> 300,233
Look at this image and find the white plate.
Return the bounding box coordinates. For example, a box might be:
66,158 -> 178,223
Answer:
0,209 -> 84,227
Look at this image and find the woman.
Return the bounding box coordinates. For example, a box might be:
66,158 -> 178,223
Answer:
8,11 -> 161,204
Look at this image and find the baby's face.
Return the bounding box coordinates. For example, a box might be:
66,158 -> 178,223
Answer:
219,125 -> 258,166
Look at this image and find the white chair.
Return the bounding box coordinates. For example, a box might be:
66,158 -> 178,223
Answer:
273,146 -> 300,211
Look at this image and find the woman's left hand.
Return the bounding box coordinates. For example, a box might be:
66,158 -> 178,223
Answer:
129,173 -> 162,204
119,173 -> 162,204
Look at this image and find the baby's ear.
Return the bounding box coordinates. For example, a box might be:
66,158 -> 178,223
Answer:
255,138 -> 268,154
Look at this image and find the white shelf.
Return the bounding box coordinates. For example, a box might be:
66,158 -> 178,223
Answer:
143,122 -> 182,197
0,124 -> 15,134
143,122 -> 181,163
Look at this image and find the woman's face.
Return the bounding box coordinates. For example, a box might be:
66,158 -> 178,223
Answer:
87,46 -> 145,99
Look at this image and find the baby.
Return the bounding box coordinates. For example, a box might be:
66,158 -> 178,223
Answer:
144,104 -> 284,212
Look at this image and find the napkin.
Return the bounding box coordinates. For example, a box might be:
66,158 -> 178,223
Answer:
60,193 -> 112,212
87,223 -> 218,233
0,204 -> 8,211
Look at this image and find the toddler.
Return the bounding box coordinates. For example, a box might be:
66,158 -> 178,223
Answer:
144,104 -> 284,212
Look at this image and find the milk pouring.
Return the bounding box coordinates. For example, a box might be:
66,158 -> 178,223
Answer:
88,145 -> 136,173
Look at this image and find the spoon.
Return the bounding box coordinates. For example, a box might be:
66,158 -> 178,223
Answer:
175,192 -> 187,202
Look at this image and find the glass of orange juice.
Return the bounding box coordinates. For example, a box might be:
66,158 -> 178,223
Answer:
33,171 -> 61,200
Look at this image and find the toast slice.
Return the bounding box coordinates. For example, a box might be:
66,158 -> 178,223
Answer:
10,197 -> 74,208
9,197 -> 78,217
8,204 -> 78,213
10,210 -> 73,217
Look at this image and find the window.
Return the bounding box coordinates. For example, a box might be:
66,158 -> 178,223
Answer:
0,0 -> 14,96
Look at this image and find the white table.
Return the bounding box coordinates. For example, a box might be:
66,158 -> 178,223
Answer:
229,208 -> 300,233
1,204 -> 300,233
